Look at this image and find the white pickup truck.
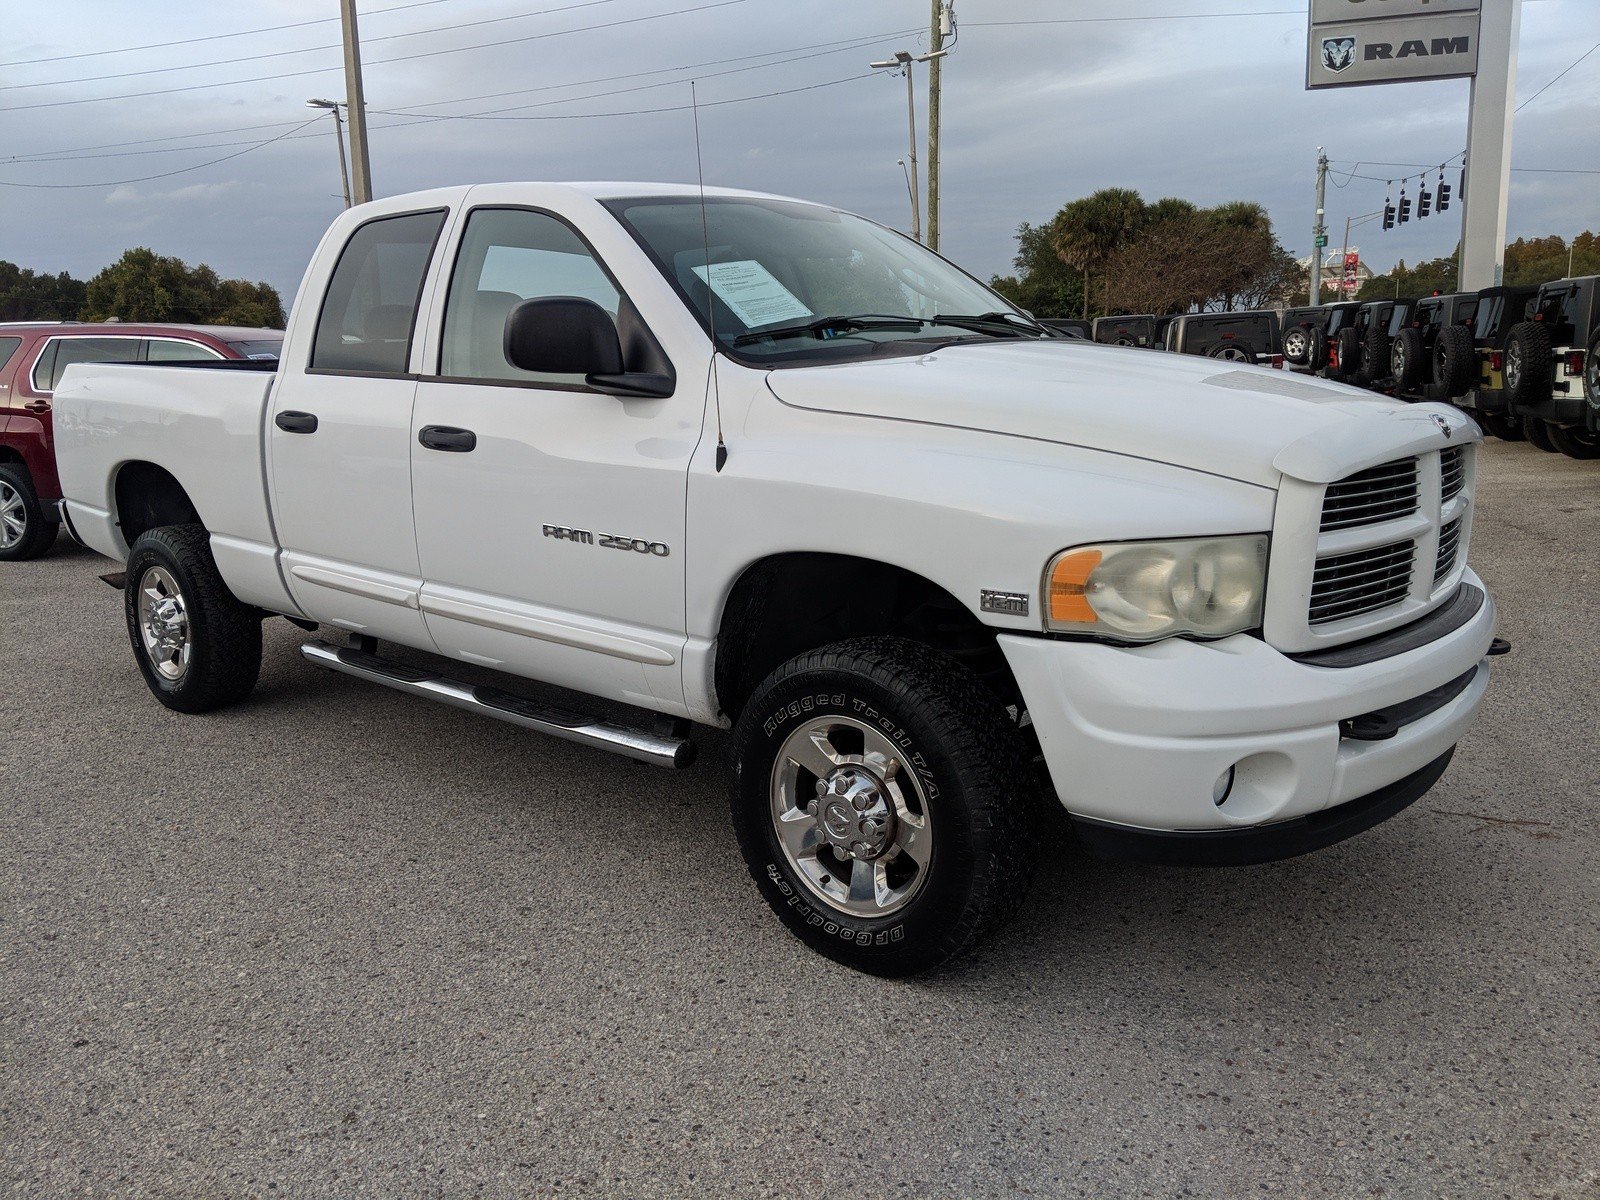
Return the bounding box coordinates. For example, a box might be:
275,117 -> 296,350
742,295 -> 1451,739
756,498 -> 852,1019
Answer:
55,183 -> 1499,975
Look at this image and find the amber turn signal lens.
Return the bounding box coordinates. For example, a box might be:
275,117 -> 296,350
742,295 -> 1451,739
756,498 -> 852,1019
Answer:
1048,549 -> 1102,624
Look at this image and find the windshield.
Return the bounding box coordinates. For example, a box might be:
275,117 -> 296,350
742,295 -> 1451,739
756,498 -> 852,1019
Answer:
604,195 -> 1043,363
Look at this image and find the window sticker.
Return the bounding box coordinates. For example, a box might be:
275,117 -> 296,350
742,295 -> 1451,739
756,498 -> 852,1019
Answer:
691,260 -> 812,329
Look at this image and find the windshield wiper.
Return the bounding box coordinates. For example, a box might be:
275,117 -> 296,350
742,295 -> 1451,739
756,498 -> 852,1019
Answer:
929,311 -> 1049,337
731,313 -> 926,346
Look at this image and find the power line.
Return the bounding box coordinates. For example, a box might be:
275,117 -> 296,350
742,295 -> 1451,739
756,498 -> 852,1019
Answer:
1515,37 -> 1600,111
964,9 -> 1302,26
1,0 -> 629,92
0,0 -> 755,113
5,29 -> 918,163
0,118 -> 323,189
0,0 -> 463,67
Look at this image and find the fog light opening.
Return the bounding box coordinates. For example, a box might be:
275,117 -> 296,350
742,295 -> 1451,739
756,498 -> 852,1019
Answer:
1212,766 -> 1236,807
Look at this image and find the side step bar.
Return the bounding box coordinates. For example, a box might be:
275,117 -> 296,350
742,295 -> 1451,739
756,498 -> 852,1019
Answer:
300,641 -> 695,769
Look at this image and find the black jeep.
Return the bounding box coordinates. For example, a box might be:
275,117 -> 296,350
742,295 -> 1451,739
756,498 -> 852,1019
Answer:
1335,298 -> 1418,391
1092,314 -> 1159,348
1388,292 -> 1479,403
1455,285 -> 1539,440
1039,318 -> 1092,340
1163,310 -> 1283,366
1503,276 -> 1600,458
1318,301 -> 1367,383
1279,305 -> 1331,372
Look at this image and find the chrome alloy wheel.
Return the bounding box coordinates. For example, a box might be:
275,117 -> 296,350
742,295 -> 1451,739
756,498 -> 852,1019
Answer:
0,480 -> 25,550
1505,341 -> 1523,392
137,565 -> 192,681
1283,329 -> 1308,362
770,715 -> 933,919
1213,345 -> 1251,363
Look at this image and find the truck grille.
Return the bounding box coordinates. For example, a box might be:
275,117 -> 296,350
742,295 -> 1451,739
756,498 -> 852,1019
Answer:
1309,540 -> 1416,625
1440,447 -> 1465,502
1435,517 -> 1463,583
1319,457 -> 1419,532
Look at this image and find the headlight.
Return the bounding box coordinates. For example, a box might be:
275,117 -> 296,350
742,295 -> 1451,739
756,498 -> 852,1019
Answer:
1044,535 -> 1268,641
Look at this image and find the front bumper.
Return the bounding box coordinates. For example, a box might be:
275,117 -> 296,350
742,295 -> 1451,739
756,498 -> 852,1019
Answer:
999,569 -> 1496,849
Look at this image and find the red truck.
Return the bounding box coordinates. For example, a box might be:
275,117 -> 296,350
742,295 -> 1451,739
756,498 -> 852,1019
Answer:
0,322 -> 282,559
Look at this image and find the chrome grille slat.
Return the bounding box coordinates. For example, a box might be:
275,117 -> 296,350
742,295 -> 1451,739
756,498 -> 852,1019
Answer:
1440,447 -> 1466,503
1319,457 -> 1421,532
1435,517 -> 1463,583
1308,538 -> 1416,625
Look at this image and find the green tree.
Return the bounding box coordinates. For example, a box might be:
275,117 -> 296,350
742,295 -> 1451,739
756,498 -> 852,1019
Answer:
81,248 -> 283,326
1051,187 -> 1149,318
0,261 -> 88,320
989,220 -> 1085,318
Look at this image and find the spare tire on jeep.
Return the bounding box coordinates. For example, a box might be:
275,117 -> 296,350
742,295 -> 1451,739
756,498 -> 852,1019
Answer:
1329,327 -> 1361,382
1359,322 -> 1390,387
1282,325 -> 1312,367
1391,327 -> 1427,393
1504,320 -> 1553,409
1432,324 -> 1477,399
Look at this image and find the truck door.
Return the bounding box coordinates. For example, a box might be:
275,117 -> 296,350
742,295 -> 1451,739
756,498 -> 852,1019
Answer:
408,205 -> 695,714
267,207 -> 448,646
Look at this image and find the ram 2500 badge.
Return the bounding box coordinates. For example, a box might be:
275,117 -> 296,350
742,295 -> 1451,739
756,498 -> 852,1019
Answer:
54,184 -> 1500,975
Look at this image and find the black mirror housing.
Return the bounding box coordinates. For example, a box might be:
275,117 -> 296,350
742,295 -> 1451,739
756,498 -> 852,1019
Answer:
504,297 -> 625,376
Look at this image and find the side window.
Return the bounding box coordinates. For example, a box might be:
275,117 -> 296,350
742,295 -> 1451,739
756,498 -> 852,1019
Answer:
311,209 -> 446,374
37,337 -> 141,392
145,338 -> 223,363
0,336 -> 21,373
440,208 -> 621,385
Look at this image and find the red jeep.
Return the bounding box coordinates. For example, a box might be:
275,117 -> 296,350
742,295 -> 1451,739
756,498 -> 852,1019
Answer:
0,322 -> 281,559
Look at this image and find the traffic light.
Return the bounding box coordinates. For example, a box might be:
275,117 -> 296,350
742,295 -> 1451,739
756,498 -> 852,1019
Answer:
1437,175 -> 1452,212
1398,191 -> 1412,224
1383,204 -> 1396,231
1418,188 -> 1433,218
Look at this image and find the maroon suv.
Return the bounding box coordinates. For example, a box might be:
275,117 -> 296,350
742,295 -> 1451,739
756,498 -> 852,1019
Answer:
0,322 -> 282,560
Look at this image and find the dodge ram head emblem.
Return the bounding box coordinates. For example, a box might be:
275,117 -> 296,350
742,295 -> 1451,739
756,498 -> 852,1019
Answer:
1433,414 -> 1454,438
1322,37 -> 1357,73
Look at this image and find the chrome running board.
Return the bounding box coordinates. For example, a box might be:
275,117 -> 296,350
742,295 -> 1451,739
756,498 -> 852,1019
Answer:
300,641 -> 695,769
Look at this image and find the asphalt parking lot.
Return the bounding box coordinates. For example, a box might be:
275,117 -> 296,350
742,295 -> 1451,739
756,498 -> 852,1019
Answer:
3,441 -> 1597,1198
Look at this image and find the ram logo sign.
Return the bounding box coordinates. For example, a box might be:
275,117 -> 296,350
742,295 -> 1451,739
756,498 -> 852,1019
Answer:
1306,12 -> 1480,89
1321,37 -> 1357,73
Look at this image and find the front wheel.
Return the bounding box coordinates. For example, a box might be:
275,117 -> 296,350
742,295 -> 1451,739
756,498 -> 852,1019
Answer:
125,524 -> 262,713
730,637 -> 1037,976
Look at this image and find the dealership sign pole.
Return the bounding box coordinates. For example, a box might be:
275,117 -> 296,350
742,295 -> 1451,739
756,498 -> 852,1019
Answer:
1306,0 -> 1521,289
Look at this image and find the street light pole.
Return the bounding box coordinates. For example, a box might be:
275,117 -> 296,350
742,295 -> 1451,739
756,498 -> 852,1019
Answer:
870,48 -> 947,244
306,99 -> 351,208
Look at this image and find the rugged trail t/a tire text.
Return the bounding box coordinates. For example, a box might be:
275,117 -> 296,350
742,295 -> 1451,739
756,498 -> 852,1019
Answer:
730,636 -> 1037,977
124,524 -> 262,714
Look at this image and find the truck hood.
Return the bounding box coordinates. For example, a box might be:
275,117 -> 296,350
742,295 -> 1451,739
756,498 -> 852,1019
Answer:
764,341 -> 1479,487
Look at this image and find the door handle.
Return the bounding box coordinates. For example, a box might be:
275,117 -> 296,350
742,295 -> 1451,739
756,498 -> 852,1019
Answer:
24,399 -> 51,413
275,410 -> 319,434
418,425 -> 477,452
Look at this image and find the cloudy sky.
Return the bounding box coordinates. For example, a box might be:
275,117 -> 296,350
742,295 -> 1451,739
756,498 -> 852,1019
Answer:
3,0 -> 1596,303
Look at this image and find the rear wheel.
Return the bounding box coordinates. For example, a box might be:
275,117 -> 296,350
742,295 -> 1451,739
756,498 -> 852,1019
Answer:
124,524 -> 262,713
730,637 -> 1036,976
1391,327 -> 1427,393
1282,326 -> 1311,367
1208,343 -> 1255,364
0,464 -> 58,562
1359,324 -> 1390,387
1548,424 -> 1600,459
1504,321 -> 1553,409
1477,412 -> 1523,441
1329,327 -> 1361,381
1523,417 -> 1560,454
1433,324 -> 1477,398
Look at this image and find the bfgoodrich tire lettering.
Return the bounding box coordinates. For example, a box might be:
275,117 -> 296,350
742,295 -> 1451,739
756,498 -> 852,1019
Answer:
730,637 -> 1036,976
124,524 -> 262,713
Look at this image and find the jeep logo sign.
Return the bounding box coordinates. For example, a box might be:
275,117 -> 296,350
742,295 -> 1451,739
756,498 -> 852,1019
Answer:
1306,12 -> 1480,89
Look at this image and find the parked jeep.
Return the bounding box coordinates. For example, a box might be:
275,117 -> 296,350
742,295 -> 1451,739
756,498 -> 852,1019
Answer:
0,321 -> 282,560
1389,293 -> 1478,403
1503,276 -> 1600,458
1336,299 -> 1418,392
1279,305 -> 1329,372
1163,310 -> 1284,367
1039,318 -> 1092,340
1092,314 -> 1158,348
1319,301 -> 1367,383
1455,285 -> 1540,440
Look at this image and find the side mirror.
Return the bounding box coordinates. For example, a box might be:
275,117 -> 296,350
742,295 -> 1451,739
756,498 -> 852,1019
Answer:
504,296 -> 624,376
503,297 -> 675,398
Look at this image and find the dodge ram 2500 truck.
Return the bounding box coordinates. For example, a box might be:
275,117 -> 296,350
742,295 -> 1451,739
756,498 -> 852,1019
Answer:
54,183 -> 1499,976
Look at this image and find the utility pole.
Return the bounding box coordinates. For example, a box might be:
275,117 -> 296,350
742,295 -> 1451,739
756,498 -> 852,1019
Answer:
340,0 -> 374,205
1310,148 -> 1329,305
1459,0 -> 1523,289
306,99 -> 351,208
870,47 -> 946,244
925,1 -> 951,253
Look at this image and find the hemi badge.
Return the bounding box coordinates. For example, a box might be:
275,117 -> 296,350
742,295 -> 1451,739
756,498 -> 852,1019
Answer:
981,590 -> 1030,617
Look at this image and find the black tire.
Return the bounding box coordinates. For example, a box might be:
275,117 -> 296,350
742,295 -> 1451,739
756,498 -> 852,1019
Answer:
730,637 -> 1036,977
1503,321 -> 1552,409
1391,327 -> 1427,393
1359,322 -> 1390,387
1523,417 -> 1560,454
0,463 -> 59,562
1281,325 -> 1312,367
1584,329 -> 1600,418
1433,324 -> 1477,398
1548,424 -> 1600,460
1478,411 -> 1523,441
1329,326 -> 1362,382
1207,343 -> 1257,364
1305,325 -> 1329,375
124,524 -> 262,713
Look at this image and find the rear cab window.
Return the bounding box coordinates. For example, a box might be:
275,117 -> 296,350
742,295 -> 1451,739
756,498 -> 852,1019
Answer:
145,338 -> 225,363
311,210 -> 447,374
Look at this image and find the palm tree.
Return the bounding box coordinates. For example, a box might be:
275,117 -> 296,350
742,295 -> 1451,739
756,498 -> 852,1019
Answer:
1051,188 -> 1148,319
